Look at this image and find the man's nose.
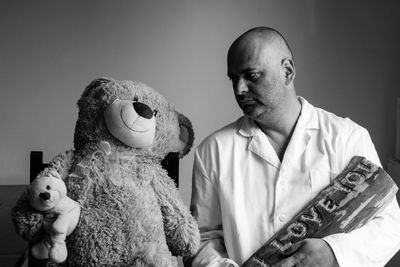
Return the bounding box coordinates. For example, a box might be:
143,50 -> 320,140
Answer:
234,78 -> 249,95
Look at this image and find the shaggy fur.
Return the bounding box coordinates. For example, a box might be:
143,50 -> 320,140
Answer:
12,78 -> 200,266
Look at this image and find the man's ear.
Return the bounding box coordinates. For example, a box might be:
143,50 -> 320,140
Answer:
281,58 -> 295,85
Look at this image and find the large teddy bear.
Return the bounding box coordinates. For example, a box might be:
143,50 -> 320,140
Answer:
12,77 -> 200,266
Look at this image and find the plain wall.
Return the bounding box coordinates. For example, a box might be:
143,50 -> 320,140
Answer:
1,1 -> 400,263
2,0 -> 400,198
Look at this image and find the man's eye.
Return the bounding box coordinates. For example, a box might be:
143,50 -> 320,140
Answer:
245,72 -> 261,81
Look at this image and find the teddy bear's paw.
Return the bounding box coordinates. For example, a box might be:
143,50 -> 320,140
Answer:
49,243 -> 68,263
31,242 -> 51,260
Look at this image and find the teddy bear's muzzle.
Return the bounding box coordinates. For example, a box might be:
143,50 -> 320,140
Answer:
39,192 -> 51,200
104,99 -> 156,148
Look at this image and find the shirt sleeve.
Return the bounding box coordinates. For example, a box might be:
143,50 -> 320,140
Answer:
186,148 -> 239,267
322,126 -> 400,266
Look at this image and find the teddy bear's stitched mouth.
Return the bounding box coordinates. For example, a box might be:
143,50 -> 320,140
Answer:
120,110 -> 149,133
38,197 -> 54,207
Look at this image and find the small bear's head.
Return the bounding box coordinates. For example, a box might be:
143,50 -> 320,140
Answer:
28,170 -> 67,211
73,78 -> 194,159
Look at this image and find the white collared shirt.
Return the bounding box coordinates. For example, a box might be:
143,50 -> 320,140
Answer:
190,97 -> 400,267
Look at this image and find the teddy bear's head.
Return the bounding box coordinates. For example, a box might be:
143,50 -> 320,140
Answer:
28,170 -> 67,212
73,78 -> 194,159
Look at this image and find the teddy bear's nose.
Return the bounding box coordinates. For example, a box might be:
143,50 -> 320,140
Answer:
39,192 -> 51,200
133,102 -> 153,119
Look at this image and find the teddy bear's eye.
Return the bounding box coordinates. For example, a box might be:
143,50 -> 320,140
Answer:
46,185 -> 51,190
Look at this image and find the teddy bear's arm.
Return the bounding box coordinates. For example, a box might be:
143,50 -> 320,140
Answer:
151,169 -> 200,257
11,150 -> 74,242
11,190 -> 45,242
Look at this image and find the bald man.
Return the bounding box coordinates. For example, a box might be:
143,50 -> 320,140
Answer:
187,27 -> 400,267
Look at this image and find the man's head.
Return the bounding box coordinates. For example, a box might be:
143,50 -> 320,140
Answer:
227,27 -> 296,123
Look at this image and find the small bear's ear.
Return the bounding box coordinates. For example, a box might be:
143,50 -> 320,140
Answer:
177,112 -> 194,158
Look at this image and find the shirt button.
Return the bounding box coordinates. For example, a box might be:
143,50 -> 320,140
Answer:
279,215 -> 287,222
279,179 -> 286,185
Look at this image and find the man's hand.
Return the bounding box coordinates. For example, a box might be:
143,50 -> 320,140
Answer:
272,238 -> 339,267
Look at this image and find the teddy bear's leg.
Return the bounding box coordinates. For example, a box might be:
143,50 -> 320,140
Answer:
31,238 -> 51,259
151,172 -> 200,257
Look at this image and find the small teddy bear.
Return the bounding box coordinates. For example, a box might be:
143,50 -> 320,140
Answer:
28,169 -> 81,263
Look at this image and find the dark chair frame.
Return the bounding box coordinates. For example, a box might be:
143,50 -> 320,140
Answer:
30,151 -> 180,185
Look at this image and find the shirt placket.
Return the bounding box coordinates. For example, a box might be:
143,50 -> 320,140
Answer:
274,163 -> 290,231
273,132 -> 311,233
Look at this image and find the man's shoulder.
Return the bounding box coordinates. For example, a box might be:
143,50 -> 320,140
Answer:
197,117 -> 244,149
312,104 -> 365,133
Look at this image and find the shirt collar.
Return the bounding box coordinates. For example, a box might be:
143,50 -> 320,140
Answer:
297,96 -> 319,131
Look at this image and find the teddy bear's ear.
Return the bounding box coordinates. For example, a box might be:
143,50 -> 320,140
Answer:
177,113 -> 194,158
81,77 -> 112,98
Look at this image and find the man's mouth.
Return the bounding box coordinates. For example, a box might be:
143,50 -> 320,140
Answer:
240,100 -> 256,106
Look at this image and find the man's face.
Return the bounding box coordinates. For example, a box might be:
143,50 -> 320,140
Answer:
227,39 -> 286,122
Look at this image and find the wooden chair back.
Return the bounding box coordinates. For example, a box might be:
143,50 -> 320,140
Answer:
30,151 -> 180,185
